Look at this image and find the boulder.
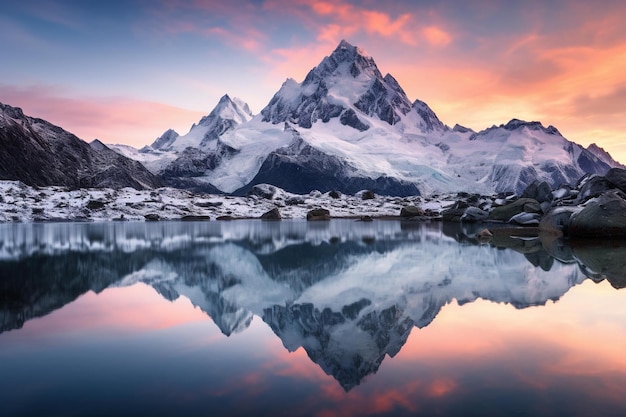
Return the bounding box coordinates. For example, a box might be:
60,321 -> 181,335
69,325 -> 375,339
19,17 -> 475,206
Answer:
487,198 -> 540,222
441,207 -> 466,222
569,191 -> 626,237
194,200 -> 223,208
248,183 -> 277,199
400,206 -> 425,218
521,180 -> 553,204
285,196 -> 305,206
538,207 -> 579,235
86,200 -> 106,210
575,175 -> 615,204
359,190 -> 376,200
181,215 -> 211,221
328,190 -> 342,199
461,207 -> 488,222
605,168 -> 626,193
144,213 -> 160,221
307,208 -> 330,221
509,212 -> 541,226
216,215 -> 235,221
260,207 -> 281,220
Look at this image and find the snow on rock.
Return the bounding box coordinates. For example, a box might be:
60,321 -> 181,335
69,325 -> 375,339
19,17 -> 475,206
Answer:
0,180 -> 438,223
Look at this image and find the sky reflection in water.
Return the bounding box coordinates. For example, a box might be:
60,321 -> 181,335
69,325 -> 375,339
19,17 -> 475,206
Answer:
0,220 -> 625,417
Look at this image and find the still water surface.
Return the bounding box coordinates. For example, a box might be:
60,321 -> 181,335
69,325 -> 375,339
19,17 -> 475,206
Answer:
1,220 -> 626,416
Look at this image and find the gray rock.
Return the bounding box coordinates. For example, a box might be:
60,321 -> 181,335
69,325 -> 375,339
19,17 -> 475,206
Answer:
360,190 -> 375,200
307,208 -> 331,221
538,207 -> 579,235
509,212 -> 541,226
180,215 -> 211,221
216,215 -> 235,221
194,200 -> 223,208
461,207 -> 488,222
260,207 -> 281,220
488,198 -> 540,222
605,168 -> 626,193
400,206 -> 425,218
144,213 -> 160,221
248,184 -> 277,199
521,180 -> 553,203
575,175 -> 615,204
285,196 -> 305,206
441,207 -> 466,222
86,200 -> 106,210
569,191 -> 626,237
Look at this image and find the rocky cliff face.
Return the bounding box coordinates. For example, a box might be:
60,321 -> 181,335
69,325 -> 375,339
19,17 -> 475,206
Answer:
0,103 -> 161,189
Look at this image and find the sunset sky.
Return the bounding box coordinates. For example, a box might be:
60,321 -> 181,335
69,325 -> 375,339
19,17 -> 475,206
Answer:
2,0 -> 626,161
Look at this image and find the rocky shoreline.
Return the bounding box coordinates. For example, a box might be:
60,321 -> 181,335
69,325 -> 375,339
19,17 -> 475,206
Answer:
2,169 -> 626,240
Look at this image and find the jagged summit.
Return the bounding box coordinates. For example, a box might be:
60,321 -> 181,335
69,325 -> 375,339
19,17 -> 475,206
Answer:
151,128 -> 179,150
261,39 -> 439,131
501,119 -> 560,135
308,39 -> 381,82
197,94 -> 252,128
588,142 -> 626,169
152,94 -> 253,153
412,99 -> 446,131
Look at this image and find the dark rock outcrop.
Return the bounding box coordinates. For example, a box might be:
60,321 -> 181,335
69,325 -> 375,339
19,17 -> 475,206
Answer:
260,208 -> 281,220
400,206 -> 425,218
307,208 -> 331,221
568,191 -> 626,237
0,103 -> 161,190
234,135 -> 420,197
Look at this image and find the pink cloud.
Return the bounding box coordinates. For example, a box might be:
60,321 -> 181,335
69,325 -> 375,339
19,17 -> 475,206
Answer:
0,84 -> 205,147
421,25 -> 452,46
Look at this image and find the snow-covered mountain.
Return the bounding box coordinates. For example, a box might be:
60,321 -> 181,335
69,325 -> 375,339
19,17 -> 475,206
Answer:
0,102 -> 161,189
114,40 -> 622,196
111,94 -> 256,192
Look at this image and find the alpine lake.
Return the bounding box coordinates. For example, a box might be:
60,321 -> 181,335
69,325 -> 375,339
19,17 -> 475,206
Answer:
1,219 -> 626,417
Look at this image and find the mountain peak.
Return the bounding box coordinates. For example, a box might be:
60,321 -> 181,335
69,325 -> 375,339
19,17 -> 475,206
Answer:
151,128 -> 180,150
311,39 -> 379,81
0,102 -> 25,120
199,95 -> 253,127
501,119 -> 560,135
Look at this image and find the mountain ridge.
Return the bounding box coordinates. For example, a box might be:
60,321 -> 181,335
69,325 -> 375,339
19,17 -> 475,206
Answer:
118,39 -> 620,196
1,40 -> 622,195
0,102 -> 161,189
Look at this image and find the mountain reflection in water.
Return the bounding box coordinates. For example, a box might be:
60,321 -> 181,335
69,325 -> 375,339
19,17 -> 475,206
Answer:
1,220 -> 624,394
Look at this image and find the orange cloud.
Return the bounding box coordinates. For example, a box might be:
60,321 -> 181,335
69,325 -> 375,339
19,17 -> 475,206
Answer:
422,25 -> 452,46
